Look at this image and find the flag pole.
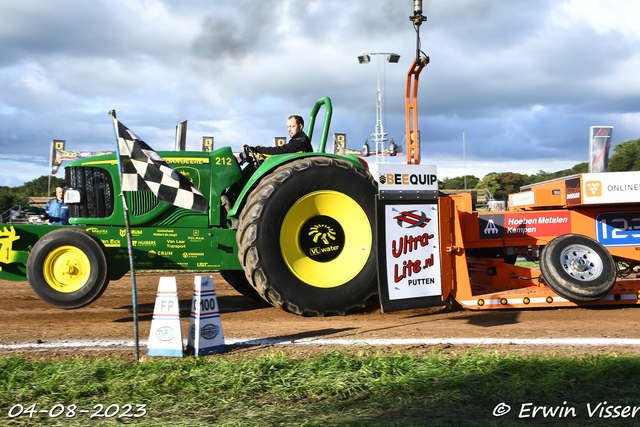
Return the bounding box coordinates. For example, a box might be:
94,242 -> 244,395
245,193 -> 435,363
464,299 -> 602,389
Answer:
109,110 -> 140,361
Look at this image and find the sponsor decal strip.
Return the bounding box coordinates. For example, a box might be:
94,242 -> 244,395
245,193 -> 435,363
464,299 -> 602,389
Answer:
480,212 -> 571,239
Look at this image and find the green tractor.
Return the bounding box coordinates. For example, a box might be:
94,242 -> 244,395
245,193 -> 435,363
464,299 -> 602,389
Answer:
0,97 -> 379,316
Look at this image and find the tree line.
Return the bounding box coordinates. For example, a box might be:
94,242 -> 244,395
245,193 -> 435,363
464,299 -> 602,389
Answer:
0,175 -> 65,217
1,137 -> 639,217
440,137 -> 640,199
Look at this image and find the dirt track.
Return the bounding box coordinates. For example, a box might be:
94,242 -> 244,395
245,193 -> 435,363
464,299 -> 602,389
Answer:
2,272 -> 640,357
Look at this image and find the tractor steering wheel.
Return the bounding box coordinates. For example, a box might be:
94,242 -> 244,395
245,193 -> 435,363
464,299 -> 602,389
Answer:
243,146 -> 264,169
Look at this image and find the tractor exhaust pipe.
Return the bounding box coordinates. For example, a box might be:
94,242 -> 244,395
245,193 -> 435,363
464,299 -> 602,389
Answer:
175,120 -> 187,151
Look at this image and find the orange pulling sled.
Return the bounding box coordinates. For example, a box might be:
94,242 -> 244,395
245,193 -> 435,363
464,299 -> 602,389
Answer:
439,171 -> 640,310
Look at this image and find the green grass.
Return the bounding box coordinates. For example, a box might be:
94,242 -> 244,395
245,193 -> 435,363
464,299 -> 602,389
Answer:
515,259 -> 539,268
2,348 -> 640,426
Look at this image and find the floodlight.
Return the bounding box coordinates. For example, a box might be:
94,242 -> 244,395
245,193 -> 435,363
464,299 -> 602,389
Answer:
387,53 -> 401,63
356,52 -> 400,163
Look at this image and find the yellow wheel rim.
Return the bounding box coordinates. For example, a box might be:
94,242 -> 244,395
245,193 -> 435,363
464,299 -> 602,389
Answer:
43,246 -> 91,293
280,190 -> 372,288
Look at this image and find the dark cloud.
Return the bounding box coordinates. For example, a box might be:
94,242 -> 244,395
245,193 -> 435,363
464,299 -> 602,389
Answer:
0,2 -> 129,65
0,0 -> 639,187
192,0 -> 284,64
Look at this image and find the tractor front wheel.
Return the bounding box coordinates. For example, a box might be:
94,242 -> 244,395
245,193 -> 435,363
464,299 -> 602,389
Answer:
27,228 -> 110,309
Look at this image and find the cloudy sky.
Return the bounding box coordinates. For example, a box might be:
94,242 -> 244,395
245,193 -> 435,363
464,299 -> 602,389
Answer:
1,0 -> 639,188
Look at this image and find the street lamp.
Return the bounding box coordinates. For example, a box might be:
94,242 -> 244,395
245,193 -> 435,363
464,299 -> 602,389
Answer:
358,52 -> 400,162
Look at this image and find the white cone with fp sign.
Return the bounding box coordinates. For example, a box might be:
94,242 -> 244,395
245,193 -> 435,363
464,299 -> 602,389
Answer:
370,163 -> 443,312
147,277 -> 183,357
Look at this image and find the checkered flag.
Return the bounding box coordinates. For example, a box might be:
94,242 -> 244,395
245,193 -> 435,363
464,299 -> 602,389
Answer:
115,119 -> 208,213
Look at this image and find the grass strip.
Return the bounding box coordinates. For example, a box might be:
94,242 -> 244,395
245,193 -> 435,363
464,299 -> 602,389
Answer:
2,348 -> 640,426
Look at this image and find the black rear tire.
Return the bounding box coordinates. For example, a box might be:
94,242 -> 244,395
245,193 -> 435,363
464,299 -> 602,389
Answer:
27,228 -> 110,309
540,234 -> 616,302
237,157 -> 378,316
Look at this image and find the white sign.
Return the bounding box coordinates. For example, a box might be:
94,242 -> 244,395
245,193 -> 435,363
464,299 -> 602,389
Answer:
370,164 -> 438,193
383,203 -> 442,300
509,191 -> 535,207
581,171 -> 640,205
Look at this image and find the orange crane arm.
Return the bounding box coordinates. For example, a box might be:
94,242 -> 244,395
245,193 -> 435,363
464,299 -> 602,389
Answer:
406,1 -> 428,165
405,58 -> 426,165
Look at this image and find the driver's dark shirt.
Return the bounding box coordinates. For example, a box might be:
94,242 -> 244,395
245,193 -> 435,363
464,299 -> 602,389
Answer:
250,132 -> 312,155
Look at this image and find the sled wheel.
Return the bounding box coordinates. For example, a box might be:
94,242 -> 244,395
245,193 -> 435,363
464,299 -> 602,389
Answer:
540,234 -> 616,303
237,157 -> 378,316
27,228 -> 110,309
219,269 -> 265,303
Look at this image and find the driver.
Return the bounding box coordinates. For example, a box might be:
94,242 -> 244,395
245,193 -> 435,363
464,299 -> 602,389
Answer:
242,115 -> 312,155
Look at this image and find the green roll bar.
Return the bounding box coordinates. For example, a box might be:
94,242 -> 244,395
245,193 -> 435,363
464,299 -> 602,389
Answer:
306,97 -> 333,154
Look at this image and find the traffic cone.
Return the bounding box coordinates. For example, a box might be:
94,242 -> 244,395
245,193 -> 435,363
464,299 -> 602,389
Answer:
147,277 -> 183,357
186,275 -> 226,355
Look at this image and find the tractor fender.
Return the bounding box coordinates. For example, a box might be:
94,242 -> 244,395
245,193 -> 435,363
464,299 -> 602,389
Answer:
228,152 -> 369,221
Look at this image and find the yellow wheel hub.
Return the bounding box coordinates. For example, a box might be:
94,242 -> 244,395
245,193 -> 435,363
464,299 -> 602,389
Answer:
43,246 -> 91,293
280,190 -> 371,288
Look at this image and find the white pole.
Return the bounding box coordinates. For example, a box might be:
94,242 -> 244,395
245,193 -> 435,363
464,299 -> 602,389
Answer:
376,54 -> 383,163
463,132 -> 467,189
